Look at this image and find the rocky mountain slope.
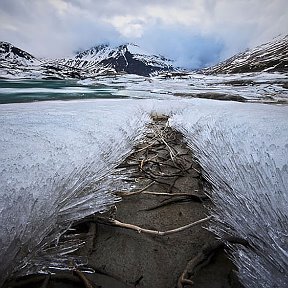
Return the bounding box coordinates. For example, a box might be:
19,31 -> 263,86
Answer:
0,42 -> 175,79
58,43 -> 174,77
203,35 -> 288,74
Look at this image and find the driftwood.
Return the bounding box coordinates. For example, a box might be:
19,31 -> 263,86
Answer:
177,241 -> 224,288
96,216 -> 212,236
177,237 -> 250,288
142,195 -> 208,211
127,190 -> 202,197
119,123 -> 205,194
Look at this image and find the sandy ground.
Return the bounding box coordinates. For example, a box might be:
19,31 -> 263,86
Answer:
5,116 -> 243,288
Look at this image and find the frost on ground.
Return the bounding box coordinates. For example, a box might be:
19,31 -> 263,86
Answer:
0,99 -> 151,286
170,99 -> 288,288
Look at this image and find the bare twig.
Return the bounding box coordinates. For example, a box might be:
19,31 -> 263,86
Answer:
143,195 -> 208,211
161,136 -> 177,160
97,216 -> 212,236
133,140 -> 158,154
117,189 -> 206,201
177,237 -> 250,288
152,124 -> 178,161
141,191 -> 201,197
177,241 -> 224,288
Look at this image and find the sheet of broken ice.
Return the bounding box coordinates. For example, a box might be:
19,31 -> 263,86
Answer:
89,71 -> 288,103
169,99 -> 288,288
0,99 -> 151,285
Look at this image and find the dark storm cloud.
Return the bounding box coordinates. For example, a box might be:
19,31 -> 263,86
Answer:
0,0 -> 287,68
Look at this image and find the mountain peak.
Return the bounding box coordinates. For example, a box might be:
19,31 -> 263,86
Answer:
0,41 -> 39,65
70,43 -> 175,76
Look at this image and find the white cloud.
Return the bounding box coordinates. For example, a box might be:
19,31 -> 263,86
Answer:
106,16 -> 146,38
0,0 -> 287,67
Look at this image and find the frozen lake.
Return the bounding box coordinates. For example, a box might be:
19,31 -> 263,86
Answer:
1,71 -> 287,104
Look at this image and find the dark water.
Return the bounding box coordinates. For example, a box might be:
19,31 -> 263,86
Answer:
0,79 -> 127,104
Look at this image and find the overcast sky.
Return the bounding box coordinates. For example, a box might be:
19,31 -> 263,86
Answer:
0,0 -> 287,68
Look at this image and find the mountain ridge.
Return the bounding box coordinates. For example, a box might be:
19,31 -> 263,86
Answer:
202,35 -> 288,74
60,43 -> 174,77
1,35 -> 287,79
0,41 -> 176,78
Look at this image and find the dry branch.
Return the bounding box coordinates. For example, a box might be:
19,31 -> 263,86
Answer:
133,140 -> 158,154
143,195 -> 207,211
140,191 -> 201,197
177,241 -> 224,288
97,216 -> 212,236
177,237 -> 251,288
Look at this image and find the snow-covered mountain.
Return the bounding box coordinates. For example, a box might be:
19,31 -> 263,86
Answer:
0,41 -> 175,79
59,43 -> 175,77
203,35 -> 288,74
0,41 -> 83,79
0,41 -> 40,65
2,36 -> 287,79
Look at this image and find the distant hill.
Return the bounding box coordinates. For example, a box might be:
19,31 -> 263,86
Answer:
203,35 -> 288,74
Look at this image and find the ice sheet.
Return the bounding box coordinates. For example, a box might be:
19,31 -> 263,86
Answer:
0,99 -> 150,285
1,96 -> 287,287
170,99 -> 288,287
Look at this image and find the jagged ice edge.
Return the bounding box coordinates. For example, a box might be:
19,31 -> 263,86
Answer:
0,101 -> 150,285
169,101 -> 288,288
